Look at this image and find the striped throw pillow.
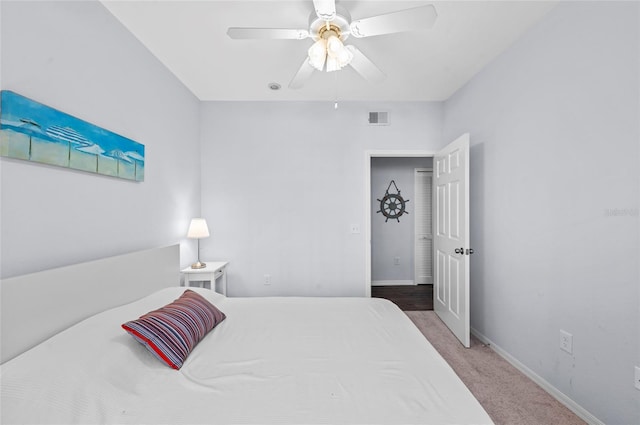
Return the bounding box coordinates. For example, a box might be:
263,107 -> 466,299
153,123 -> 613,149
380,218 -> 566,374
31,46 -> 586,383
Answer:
122,290 -> 226,369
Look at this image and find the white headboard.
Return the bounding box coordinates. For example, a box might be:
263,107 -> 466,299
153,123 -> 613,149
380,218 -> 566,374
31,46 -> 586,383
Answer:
1,244 -> 180,364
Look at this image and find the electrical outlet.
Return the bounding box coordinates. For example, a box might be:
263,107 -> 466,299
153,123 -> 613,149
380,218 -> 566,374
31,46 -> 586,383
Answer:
560,330 -> 573,354
394,257 -> 400,265
264,274 -> 271,285
350,224 -> 360,234
635,366 -> 640,391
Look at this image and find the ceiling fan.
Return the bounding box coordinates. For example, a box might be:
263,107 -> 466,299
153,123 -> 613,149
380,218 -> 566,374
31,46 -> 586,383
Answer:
227,0 -> 437,89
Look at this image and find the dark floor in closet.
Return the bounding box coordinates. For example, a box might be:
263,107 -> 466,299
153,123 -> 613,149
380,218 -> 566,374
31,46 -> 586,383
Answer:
371,284 -> 433,311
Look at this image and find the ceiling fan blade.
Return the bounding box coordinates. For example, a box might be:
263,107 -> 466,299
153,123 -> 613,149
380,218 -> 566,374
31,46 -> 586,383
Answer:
289,58 -> 316,89
313,0 -> 336,21
346,46 -> 386,84
227,28 -> 309,40
349,5 -> 437,38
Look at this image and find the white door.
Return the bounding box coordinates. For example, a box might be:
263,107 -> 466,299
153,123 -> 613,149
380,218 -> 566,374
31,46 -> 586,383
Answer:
414,169 -> 433,285
433,134 -> 471,347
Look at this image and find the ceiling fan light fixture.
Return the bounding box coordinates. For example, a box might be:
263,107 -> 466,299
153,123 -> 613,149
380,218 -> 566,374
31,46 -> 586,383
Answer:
308,33 -> 353,73
335,43 -> 354,68
308,38 -> 327,70
325,55 -> 340,72
326,35 -> 342,56
341,48 -> 354,64
327,36 -> 353,71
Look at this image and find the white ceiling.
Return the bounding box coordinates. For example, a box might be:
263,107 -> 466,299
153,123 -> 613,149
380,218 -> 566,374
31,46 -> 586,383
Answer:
101,1 -> 558,102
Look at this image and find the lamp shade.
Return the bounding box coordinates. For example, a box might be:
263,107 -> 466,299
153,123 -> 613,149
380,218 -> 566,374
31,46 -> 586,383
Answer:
187,218 -> 210,239
308,38 -> 327,71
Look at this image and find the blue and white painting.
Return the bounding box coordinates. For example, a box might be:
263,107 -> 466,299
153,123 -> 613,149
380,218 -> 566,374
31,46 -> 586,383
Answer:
0,91 -> 144,181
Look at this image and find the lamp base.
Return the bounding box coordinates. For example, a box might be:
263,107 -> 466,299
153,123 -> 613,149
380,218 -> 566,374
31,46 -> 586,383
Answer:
191,261 -> 206,269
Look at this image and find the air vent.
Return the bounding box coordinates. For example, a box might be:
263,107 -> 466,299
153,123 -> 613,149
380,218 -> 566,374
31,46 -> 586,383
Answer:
368,112 -> 389,126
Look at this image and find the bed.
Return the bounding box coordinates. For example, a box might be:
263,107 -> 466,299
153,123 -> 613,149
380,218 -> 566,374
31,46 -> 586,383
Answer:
1,246 -> 493,424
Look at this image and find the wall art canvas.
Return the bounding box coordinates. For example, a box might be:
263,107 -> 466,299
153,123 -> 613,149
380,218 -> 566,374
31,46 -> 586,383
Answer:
0,90 -> 144,181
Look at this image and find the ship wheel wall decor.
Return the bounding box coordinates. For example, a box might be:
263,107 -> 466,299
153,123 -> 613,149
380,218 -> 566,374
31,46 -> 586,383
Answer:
376,180 -> 410,222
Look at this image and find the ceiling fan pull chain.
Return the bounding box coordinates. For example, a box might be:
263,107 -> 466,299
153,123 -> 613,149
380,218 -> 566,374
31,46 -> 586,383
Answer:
334,71 -> 339,109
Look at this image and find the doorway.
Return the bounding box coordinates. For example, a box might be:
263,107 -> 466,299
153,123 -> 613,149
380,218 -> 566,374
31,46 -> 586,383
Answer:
364,150 -> 435,299
365,135 -> 472,346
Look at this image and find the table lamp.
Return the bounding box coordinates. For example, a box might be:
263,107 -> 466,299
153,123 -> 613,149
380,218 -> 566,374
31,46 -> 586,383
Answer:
187,218 -> 209,269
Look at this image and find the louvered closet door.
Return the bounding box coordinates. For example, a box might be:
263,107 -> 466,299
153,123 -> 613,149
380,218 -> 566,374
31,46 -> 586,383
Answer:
414,169 -> 433,284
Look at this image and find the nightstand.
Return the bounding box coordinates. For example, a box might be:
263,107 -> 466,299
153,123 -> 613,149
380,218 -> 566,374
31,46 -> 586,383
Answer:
181,261 -> 229,295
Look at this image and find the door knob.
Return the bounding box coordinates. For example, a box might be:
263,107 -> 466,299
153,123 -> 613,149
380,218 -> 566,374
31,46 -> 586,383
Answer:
454,248 -> 464,254
466,248 -> 474,255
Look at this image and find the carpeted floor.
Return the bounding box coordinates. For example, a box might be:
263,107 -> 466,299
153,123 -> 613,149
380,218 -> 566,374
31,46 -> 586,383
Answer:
406,311 -> 586,425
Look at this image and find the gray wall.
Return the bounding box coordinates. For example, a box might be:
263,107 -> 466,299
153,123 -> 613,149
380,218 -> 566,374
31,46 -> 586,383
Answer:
371,157 -> 432,283
0,1 -> 202,278
442,2 -> 640,424
199,101 -> 443,296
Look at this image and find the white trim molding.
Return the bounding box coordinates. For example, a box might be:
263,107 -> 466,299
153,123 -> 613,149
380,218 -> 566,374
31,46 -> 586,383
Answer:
470,327 -> 605,425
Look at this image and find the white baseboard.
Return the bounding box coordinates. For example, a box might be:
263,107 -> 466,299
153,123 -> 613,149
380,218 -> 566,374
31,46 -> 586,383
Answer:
470,327 -> 604,425
371,280 -> 415,286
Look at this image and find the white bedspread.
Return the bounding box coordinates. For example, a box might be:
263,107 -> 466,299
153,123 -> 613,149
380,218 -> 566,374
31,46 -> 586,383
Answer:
1,287 -> 493,424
